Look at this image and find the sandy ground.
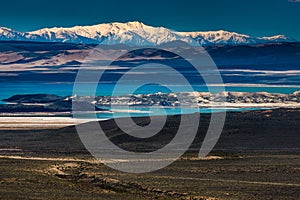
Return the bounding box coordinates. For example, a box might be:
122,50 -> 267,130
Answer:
1,103 -> 299,130
0,117 -> 107,130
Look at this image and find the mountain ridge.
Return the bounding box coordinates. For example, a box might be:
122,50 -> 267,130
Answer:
0,21 -> 296,46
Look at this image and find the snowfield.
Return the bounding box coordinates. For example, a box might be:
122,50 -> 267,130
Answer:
0,21 -> 295,46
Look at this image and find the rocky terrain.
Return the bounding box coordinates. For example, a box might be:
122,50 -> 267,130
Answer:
1,91 -> 300,114
1,94 -> 108,113
93,91 -> 300,107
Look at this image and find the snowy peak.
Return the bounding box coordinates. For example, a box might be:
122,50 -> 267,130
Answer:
0,27 -> 47,42
0,27 -> 27,41
0,22 -> 296,46
178,30 -> 296,45
29,21 -> 196,45
260,35 -> 291,42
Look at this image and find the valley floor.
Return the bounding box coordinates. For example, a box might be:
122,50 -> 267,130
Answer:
1,153 -> 300,200
0,109 -> 300,199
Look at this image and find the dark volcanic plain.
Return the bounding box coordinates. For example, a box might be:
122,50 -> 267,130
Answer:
0,109 -> 300,200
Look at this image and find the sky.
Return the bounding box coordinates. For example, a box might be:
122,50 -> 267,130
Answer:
0,0 -> 299,40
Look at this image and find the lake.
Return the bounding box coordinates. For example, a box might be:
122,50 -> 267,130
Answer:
1,82 -> 298,118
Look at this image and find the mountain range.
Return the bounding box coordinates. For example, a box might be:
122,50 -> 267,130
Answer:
0,21 -> 296,46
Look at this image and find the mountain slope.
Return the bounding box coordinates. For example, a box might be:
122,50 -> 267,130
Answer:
0,22 -> 296,46
29,22 -> 197,45
0,27 -> 47,42
178,30 -> 292,45
0,27 -> 32,41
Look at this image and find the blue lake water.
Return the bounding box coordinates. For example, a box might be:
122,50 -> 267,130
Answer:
1,82 -> 300,102
1,82 -> 298,118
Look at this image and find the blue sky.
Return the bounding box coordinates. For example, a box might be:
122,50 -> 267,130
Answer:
0,0 -> 299,40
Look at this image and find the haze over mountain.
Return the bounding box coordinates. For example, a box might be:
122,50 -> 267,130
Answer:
0,21 -> 296,46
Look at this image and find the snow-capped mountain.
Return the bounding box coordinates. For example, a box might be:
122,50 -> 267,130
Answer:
0,27 -> 46,42
28,22 -> 198,45
0,22 -> 296,46
178,30 -> 292,45
0,27 -> 31,41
